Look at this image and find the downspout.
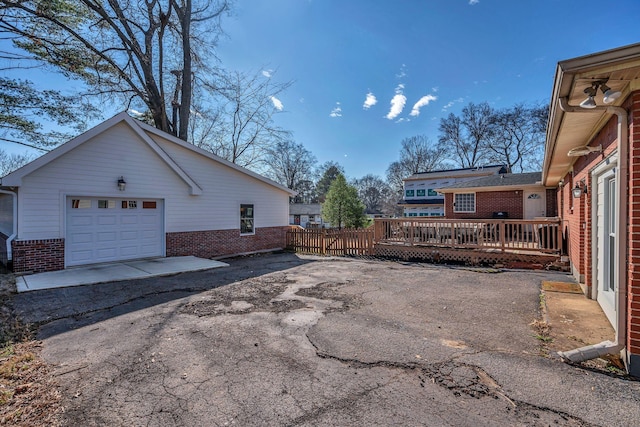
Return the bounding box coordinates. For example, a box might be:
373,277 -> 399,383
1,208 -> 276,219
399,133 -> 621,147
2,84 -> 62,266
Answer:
0,189 -> 18,264
556,97 -> 627,363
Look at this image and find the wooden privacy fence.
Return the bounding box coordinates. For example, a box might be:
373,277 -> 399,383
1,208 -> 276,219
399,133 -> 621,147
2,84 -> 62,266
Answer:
286,227 -> 374,256
374,218 -> 562,255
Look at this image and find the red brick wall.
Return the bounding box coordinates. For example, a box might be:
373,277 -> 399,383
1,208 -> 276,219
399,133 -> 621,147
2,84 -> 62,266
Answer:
558,92 -> 640,374
12,239 -> 65,274
627,92 -> 640,365
166,226 -> 288,259
561,110 -> 621,286
444,191 -> 523,219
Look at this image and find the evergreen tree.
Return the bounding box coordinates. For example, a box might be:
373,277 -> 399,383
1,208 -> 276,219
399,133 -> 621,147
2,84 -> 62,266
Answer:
322,174 -> 366,229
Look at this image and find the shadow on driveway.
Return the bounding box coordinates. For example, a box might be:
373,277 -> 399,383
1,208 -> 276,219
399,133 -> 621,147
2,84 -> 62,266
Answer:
11,252 -> 311,340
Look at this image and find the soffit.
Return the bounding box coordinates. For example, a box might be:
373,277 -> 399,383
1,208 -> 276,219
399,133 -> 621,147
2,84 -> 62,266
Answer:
544,45 -> 640,186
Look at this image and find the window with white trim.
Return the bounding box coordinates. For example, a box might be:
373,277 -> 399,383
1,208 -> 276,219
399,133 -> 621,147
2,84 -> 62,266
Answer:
453,193 -> 475,213
240,204 -> 254,234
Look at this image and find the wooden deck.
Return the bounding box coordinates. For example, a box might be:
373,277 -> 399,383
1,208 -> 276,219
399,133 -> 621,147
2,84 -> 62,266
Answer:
286,218 -> 562,267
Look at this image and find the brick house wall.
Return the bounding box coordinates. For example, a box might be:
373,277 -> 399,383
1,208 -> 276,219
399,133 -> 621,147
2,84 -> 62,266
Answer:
560,92 -> 640,375
627,92 -> 640,372
10,226 -> 288,274
11,239 -> 65,274
166,226 -> 288,259
444,190 -> 524,219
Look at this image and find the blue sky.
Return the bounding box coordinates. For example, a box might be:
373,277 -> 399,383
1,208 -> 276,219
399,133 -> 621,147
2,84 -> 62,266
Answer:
215,0 -> 640,178
3,0 -> 640,180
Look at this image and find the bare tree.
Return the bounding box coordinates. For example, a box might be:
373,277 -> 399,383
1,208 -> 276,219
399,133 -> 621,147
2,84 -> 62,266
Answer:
352,174 -> 391,215
199,70 -> 292,168
439,102 -> 493,168
0,149 -> 34,176
0,0 -> 230,141
265,140 -> 317,203
386,135 -> 449,194
487,103 -> 548,172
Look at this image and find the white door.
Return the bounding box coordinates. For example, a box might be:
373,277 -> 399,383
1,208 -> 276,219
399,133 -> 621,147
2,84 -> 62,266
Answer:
66,197 -> 164,266
524,190 -> 546,219
596,169 -> 617,328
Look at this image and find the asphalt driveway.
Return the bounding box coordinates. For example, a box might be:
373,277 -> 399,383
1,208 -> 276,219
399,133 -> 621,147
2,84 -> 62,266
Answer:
12,253 -> 640,426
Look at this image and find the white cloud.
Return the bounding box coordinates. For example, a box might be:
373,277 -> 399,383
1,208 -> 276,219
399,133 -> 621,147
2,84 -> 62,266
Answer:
363,92 -> 377,110
128,109 -> 143,117
432,86 -> 439,92
441,97 -> 464,111
262,69 -> 273,78
386,85 -> 406,120
410,95 -> 438,116
396,64 -> 407,79
386,94 -> 407,120
469,0 -> 479,5
270,96 -> 284,111
330,102 -> 342,118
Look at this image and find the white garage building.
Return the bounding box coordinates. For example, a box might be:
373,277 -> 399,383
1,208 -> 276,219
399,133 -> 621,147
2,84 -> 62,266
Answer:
0,112 -> 294,274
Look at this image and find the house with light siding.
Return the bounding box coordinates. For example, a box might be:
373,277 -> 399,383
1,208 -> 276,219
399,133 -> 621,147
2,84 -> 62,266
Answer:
399,165 -> 507,217
0,112 -> 295,274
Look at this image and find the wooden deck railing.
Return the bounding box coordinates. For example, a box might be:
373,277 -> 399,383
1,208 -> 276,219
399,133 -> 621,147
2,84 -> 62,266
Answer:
373,218 -> 562,254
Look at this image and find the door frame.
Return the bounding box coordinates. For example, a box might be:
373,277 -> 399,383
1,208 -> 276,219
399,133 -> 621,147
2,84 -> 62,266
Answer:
591,152 -> 619,330
523,189 -> 546,219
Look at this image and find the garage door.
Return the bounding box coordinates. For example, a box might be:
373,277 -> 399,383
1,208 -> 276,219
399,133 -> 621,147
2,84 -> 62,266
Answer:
66,197 -> 164,266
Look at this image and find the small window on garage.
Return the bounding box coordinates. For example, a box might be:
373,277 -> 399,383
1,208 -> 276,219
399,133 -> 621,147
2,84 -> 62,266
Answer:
454,193 -> 475,213
142,201 -> 157,209
71,199 -> 91,209
98,200 -> 116,209
416,189 -> 426,197
240,204 -> 254,234
121,200 -> 137,209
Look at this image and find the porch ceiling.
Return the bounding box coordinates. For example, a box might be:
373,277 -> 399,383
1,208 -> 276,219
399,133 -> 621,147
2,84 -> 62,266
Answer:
543,44 -> 640,186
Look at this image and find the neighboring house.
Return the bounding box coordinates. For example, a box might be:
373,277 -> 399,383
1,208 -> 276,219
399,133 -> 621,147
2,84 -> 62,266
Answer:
543,42 -> 640,376
399,165 -> 507,217
436,172 -> 557,219
0,112 -> 295,275
289,203 -> 326,228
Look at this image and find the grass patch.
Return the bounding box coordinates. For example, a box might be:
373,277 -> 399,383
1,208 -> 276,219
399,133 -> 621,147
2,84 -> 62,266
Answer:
0,274 -> 63,426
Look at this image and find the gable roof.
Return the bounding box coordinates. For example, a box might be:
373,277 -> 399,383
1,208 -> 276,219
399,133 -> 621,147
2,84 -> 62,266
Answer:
289,203 -> 322,215
403,165 -> 507,181
1,112 -> 295,196
436,172 -> 543,192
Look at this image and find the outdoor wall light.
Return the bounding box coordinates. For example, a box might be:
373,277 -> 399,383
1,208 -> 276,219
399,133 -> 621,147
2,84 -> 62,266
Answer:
579,79 -> 622,108
579,85 -> 598,109
117,176 -> 126,191
572,180 -> 587,198
601,83 -> 622,104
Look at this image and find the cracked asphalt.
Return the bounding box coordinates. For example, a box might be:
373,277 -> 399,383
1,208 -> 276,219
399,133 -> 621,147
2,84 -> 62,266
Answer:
12,252 -> 640,426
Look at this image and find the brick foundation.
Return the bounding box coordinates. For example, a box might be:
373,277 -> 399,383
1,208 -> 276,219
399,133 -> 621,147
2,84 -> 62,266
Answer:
12,239 -> 65,274
166,226 -> 288,259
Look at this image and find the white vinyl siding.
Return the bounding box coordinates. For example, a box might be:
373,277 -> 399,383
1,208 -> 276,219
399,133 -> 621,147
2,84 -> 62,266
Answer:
15,122 -> 290,240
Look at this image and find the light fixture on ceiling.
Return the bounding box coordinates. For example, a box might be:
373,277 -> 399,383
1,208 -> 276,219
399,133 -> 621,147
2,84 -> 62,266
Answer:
567,144 -> 603,157
579,85 -> 598,109
579,79 -> 622,108
601,83 -> 622,104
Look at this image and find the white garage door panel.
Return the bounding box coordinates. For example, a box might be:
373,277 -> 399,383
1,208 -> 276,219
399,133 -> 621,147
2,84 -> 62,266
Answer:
66,197 -> 164,266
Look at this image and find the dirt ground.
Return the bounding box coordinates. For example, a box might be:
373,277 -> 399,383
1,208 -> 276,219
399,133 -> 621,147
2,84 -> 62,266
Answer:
2,253 -> 640,426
